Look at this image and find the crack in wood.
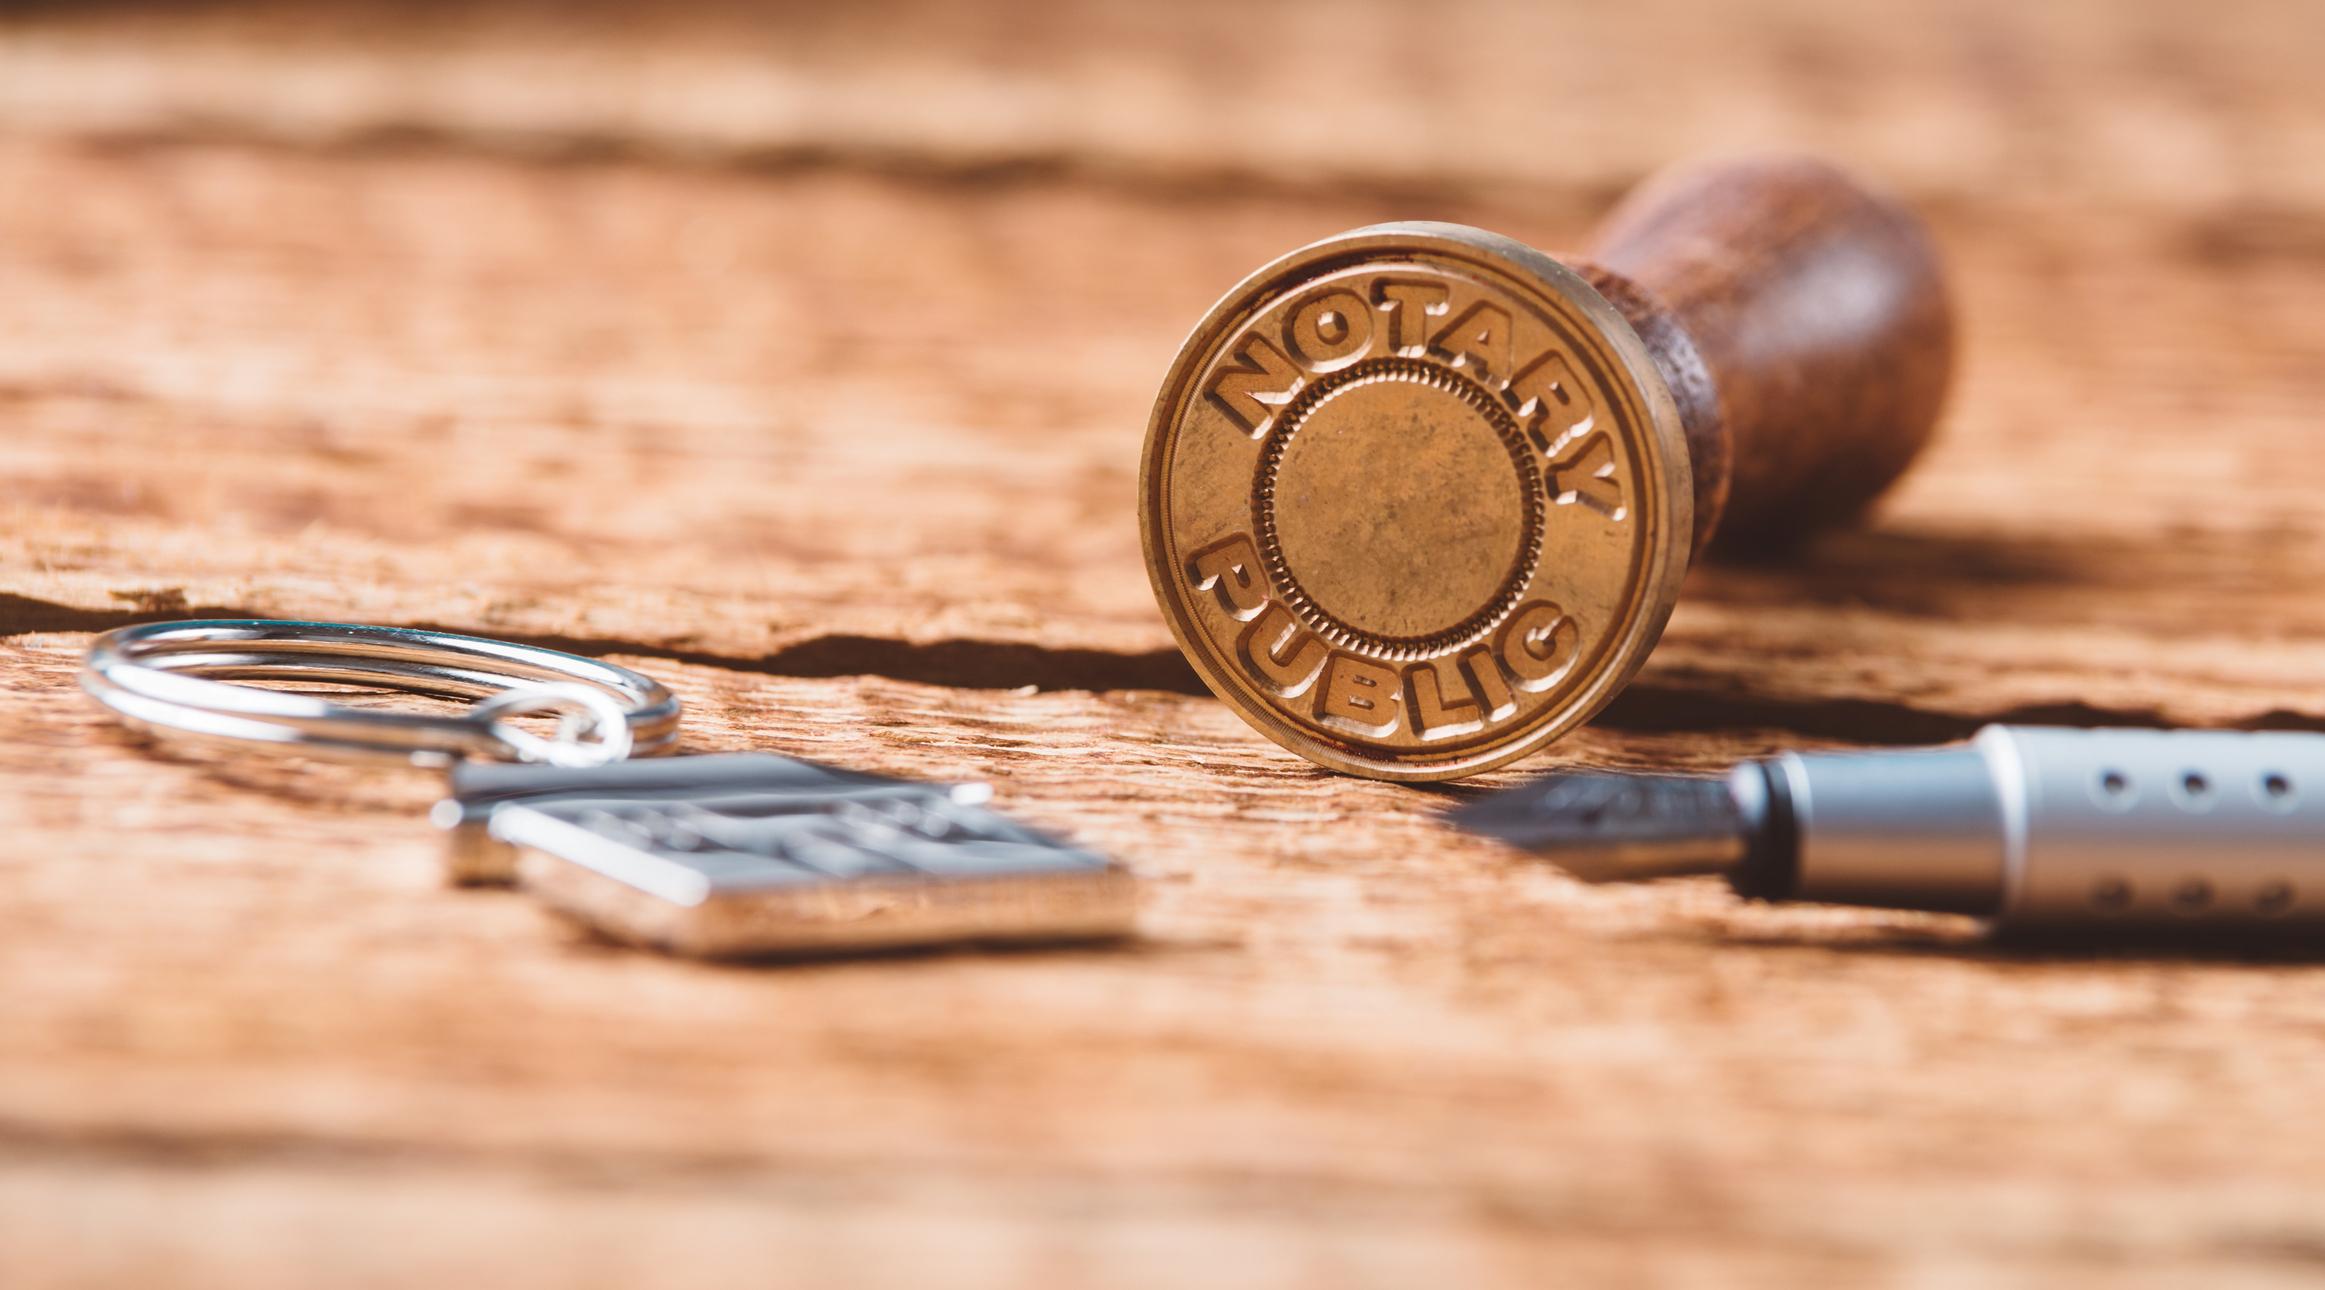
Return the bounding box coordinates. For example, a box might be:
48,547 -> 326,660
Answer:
60,123 -> 1565,216
8,592 -> 2322,744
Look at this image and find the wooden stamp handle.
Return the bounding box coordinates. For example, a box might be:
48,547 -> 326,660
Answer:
1573,157 -> 1955,553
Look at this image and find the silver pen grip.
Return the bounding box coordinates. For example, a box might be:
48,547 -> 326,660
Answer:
1776,726 -> 2325,928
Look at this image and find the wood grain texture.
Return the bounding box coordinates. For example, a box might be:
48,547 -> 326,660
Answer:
3,2 -> 2325,1286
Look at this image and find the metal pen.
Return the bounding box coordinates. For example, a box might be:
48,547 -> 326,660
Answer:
1453,726 -> 2323,931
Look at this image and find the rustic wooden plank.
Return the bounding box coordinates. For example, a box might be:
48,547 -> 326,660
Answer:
9,641 -> 2325,1288
2,138 -> 2322,732
3,0 -> 2322,212
2,1 -> 2325,1285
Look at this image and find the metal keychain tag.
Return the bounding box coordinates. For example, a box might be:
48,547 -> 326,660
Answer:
435,753 -> 1134,957
82,620 -> 1135,960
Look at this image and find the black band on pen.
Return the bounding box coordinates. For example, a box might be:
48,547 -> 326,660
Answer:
1730,761 -> 1799,901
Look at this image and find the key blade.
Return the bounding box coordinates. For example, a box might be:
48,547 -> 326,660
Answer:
1448,770 -> 1748,883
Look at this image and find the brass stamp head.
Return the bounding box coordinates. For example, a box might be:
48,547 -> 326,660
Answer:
1141,223 -> 1692,781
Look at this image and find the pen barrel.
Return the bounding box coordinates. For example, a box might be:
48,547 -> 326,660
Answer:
1774,744 -> 2006,914
1977,726 -> 2325,929
1780,727 -> 2325,929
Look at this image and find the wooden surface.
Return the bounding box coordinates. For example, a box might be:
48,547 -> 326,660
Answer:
4,2 -> 2325,1285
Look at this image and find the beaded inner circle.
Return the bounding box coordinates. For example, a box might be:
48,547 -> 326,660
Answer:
1251,357 -> 1546,661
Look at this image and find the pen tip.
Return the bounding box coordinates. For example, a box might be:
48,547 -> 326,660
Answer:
1447,769 -> 1748,883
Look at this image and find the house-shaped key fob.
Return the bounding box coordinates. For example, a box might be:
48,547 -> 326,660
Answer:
433,753 -> 1136,959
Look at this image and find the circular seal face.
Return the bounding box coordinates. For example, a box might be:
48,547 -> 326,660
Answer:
1140,223 -> 1691,780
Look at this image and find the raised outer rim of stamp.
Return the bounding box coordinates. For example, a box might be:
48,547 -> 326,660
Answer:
1138,221 -> 1693,782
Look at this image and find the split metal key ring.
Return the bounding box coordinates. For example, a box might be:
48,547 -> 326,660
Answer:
80,619 -> 681,768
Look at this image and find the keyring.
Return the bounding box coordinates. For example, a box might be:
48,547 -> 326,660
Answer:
75,618 -> 1133,960
80,620 -> 681,768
